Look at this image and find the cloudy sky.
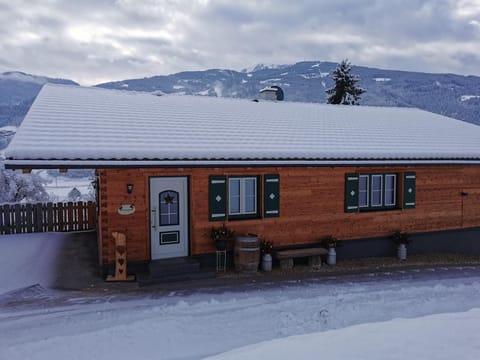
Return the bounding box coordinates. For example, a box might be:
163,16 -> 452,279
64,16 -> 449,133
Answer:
0,0 -> 479,85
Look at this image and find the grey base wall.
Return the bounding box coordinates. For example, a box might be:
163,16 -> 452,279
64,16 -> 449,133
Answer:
100,227 -> 480,276
336,227 -> 480,260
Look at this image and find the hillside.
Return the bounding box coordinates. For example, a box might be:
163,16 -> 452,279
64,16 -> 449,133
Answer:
97,61 -> 480,125
0,72 -> 78,127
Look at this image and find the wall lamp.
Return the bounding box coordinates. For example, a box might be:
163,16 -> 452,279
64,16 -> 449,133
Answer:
127,184 -> 134,194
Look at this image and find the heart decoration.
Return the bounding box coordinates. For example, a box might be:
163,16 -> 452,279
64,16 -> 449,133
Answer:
118,269 -> 123,274
118,259 -> 125,266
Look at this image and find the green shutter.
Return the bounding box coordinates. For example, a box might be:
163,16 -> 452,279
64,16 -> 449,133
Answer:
403,172 -> 416,209
345,173 -> 359,213
209,176 -> 227,221
264,174 -> 280,218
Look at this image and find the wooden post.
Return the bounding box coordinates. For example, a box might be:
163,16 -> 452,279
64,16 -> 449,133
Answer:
0,205 -> 9,235
26,203 -> 33,233
87,201 -> 96,229
67,202 -> 74,231
77,202 -> 84,231
58,202 -> 64,231
106,232 -> 135,282
34,203 -> 43,232
46,202 -> 54,232
14,204 -> 22,234
3,205 -> 11,235
0,205 -> 4,235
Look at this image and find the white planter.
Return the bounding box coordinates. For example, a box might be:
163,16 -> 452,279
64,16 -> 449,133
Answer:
327,248 -> 336,265
397,244 -> 407,260
262,253 -> 273,272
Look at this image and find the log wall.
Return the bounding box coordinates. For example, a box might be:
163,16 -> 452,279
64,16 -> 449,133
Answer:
97,165 -> 480,265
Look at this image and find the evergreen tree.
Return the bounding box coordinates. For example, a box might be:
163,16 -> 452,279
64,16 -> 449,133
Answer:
326,59 -> 365,105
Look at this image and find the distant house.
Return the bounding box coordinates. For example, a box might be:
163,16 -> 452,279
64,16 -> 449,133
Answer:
5,84 -> 480,275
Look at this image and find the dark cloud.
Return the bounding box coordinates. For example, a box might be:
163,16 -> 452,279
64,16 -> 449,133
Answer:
0,0 -> 479,84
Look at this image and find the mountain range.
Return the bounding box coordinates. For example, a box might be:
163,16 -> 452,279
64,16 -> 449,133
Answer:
1,61 -> 480,151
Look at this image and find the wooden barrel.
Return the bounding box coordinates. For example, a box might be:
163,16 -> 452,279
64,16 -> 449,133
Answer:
234,234 -> 260,273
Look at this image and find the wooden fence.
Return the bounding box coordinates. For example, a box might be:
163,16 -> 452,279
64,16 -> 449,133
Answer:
0,201 -> 96,235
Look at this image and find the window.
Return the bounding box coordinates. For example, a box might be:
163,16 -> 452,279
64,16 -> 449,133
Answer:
209,174 -> 280,221
159,191 -> 179,226
371,175 -> 383,207
229,177 -> 257,217
385,174 -> 397,206
352,173 -> 397,211
345,172 -> 414,213
359,175 -> 369,208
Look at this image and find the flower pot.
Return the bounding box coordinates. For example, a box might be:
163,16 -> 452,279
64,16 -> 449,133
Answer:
261,253 -> 272,272
327,248 -> 336,265
397,243 -> 407,260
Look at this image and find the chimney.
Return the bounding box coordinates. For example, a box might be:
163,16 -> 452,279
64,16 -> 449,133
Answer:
259,85 -> 284,101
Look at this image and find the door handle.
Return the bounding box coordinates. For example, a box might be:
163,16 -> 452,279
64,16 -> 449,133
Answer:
151,207 -> 157,229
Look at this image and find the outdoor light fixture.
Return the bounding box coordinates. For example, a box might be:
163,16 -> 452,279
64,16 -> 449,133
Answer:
127,184 -> 134,194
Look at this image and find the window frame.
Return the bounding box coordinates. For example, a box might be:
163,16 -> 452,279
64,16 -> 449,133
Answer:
158,190 -> 180,226
370,174 -> 383,208
358,173 -> 398,211
228,176 -> 259,220
384,174 -> 397,207
359,174 -> 370,208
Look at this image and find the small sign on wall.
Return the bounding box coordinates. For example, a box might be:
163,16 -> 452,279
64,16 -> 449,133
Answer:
118,204 -> 135,215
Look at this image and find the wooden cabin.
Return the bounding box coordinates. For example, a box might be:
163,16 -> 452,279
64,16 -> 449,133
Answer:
5,84 -> 480,274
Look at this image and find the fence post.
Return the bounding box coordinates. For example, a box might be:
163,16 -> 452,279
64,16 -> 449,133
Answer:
13,204 -> 22,234
25,203 -> 33,233
34,203 -> 43,232
67,202 -> 74,231
57,202 -> 64,232
46,203 -> 53,232
0,205 -> 4,235
77,202 -> 84,230
87,201 -> 96,230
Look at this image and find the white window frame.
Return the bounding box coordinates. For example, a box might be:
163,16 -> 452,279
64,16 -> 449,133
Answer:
384,174 -> 397,206
359,175 -> 369,208
371,174 -> 383,207
229,177 -> 257,216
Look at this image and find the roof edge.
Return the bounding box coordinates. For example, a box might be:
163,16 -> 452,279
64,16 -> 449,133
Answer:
5,158 -> 480,169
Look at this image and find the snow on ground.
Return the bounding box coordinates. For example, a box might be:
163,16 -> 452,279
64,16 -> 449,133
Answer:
461,95 -> 480,102
373,77 -> 392,82
209,309 -> 480,360
0,233 -> 65,294
1,232 -> 480,359
0,125 -> 18,133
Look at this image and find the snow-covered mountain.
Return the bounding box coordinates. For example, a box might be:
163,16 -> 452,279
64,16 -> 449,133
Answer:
0,72 -> 78,151
97,61 -> 480,126
0,71 -> 78,127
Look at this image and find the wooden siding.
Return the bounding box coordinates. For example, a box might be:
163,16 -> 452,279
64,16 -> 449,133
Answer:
97,165 -> 480,265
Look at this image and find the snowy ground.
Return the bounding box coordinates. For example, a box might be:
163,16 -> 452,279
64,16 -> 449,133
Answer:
1,233 -> 480,359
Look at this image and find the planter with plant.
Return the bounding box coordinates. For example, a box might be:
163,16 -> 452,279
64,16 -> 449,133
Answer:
260,239 -> 273,272
321,235 -> 341,265
391,230 -> 411,260
211,224 -> 234,251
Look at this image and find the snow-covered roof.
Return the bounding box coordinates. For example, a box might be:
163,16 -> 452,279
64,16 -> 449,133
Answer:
5,83 -> 480,168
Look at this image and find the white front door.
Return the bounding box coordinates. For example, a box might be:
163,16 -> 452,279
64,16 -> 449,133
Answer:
150,177 -> 189,260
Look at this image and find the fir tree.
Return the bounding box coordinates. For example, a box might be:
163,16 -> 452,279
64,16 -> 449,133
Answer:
326,59 -> 365,105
